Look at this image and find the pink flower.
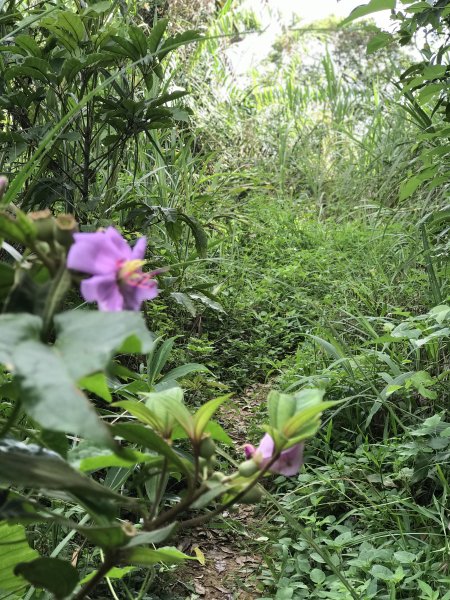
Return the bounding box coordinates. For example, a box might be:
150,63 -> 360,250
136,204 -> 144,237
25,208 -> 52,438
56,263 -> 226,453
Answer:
244,433 -> 304,477
67,226 -> 158,311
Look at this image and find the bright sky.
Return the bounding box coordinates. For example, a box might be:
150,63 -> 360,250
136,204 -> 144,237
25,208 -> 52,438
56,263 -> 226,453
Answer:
255,0 -> 392,28
227,0 -> 393,76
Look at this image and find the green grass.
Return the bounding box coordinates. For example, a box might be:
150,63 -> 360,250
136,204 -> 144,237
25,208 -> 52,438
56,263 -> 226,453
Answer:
192,193 -> 430,391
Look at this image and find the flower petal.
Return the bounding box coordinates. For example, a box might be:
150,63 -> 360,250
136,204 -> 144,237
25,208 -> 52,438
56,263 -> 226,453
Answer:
104,226 -> 133,258
67,228 -> 131,275
257,433 -> 275,461
131,236 -> 147,260
244,444 -> 256,459
247,434 -> 304,477
121,279 -> 158,311
270,443 -> 304,477
80,274 -> 124,311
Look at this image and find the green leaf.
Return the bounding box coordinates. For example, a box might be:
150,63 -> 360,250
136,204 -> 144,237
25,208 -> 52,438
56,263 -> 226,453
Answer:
370,564 -> 395,581
124,546 -> 193,566
148,19 -> 169,54
54,310 -> 155,381
112,399 -> 163,431
77,525 -> 129,549
367,31 -> 393,54
14,558 -> 79,599
393,550 -> 416,563
124,523 -> 177,548
0,522 -> 39,595
79,372 -> 112,403
190,482 -> 228,509
0,439 -> 123,502
310,568 -> 326,584
41,11 -> 85,51
80,566 -> 135,585
69,444 -> 161,472
129,25 -> 148,57
0,314 -> 42,366
146,336 -> 176,386
81,1 -> 111,16
173,420 -> 233,446
15,34 -> 42,58
267,390 -> 297,430
171,292 -> 197,316
160,362 -> 210,384
158,388 -> 194,438
13,340 -> 111,445
399,176 -> 422,201
282,401 -> 337,439
144,387 -> 186,436
157,30 -> 202,61
112,423 -> 193,476
341,0 -> 396,25
178,213 -> 208,257
194,395 -> 230,440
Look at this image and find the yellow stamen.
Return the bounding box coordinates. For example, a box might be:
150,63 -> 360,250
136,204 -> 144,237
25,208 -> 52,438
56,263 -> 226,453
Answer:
118,259 -> 146,280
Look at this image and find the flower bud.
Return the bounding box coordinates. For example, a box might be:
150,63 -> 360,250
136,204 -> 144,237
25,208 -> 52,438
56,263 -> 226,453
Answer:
238,486 -> 263,504
199,437 -> 216,459
29,209 -> 55,242
55,214 -> 78,247
238,459 -> 259,477
0,176 -> 8,199
210,471 -> 226,482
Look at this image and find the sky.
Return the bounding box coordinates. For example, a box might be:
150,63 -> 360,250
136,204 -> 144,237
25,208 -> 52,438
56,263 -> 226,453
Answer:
253,0 -> 392,28
227,0 -> 393,76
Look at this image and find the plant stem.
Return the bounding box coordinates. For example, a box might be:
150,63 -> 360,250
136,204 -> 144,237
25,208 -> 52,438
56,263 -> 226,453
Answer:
72,552 -> 117,600
178,453 -> 281,530
145,483 -> 207,530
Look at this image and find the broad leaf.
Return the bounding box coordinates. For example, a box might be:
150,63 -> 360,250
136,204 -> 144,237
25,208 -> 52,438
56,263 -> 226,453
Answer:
0,439 -> 123,502
367,31 -> 393,54
14,558 -> 79,599
80,566 -> 135,585
112,423 -> 193,476
144,387 -> 186,436
0,313 -> 42,365
69,443 -> 161,472
148,19 -> 169,53
79,372 -> 112,402
341,0 -> 396,25
54,310 -> 155,380
0,522 -> 38,595
13,340 -> 111,445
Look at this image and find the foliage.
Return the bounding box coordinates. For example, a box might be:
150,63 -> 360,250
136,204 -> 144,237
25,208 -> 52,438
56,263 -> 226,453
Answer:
0,199 -> 329,598
0,0 -> 450,598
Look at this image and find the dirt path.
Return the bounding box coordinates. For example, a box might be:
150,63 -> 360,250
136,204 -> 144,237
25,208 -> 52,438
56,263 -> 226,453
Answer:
174,384 -> 272,599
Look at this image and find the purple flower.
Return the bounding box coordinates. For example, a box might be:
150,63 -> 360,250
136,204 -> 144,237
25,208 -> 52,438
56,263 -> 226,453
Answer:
67,226 -> 158,312
244,433 -> 304,477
